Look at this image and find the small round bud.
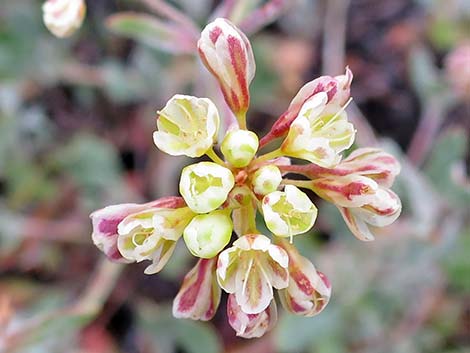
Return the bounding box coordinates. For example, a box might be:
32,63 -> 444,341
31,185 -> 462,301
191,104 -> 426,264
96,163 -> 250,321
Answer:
251,165 -> 282,195
262,185 -> 317,238
179,162 -> 234,213
183,211 -> 233,258
221,130 -> 259,168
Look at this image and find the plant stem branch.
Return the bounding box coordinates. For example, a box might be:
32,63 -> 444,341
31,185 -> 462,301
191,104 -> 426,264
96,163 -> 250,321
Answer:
281,179 -> 312,189
206,147 -> 225,165
254,148 -> 283,164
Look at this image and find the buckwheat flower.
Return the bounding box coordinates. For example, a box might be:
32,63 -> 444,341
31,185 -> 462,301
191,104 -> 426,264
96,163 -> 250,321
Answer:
337,188 -> 401,241
251,165 -> 282,196
261,68 -> 353,146
90,197 -> 185,263
262,185 -> 317,238
117,204 -> 195,274
310,175 -> 401,241
331,148 -> 401,187
278,241 -> 331,317
217,234 -> 289,314
153,95 -> 220,158
198,18 -> 255,119
221,130 -> 258,167
310,175 -> 379,208
42,0 -> 86,38
227,293 -> 277,339
183,210 -> 233,258
179,162 -> 235,213
294,148 -> 401,188
281,91 -> 355,168
173,258 -> 221,321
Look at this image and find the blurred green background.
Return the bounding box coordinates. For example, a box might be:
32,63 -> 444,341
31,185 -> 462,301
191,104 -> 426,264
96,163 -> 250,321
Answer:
0,0 -> 469,352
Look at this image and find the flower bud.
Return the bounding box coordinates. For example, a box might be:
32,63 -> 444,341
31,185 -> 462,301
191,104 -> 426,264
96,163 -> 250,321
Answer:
281,92 -> 355,168
261,68 -> 353,146
262,185 -> 317,238
90,197 -> 185,263
117,204 -> 195,274
173,258 -> 221,321
198,18 -> 255,115
153,95 -> 220,158
227,294 -> 277,339
183,210 -> 233,258
42,0 -> 86,38
179,162 -> 235,213
221,130 -> 258,167
278,241 -> 331,317
251,165 -> 282,195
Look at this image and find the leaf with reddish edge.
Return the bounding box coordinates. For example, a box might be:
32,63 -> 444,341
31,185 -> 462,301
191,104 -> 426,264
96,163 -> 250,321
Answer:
106,12 -> 196,54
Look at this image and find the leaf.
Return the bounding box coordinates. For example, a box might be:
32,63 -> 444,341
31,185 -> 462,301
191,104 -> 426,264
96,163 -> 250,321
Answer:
1,287 -> 89,353
138,304 -> 222,353
424,129 -> 470,207
106,13 -> 195,54
408,46 -> 443,100
275,309 -> 340,353
443,228 -> 470,292
47,133 -> 125,209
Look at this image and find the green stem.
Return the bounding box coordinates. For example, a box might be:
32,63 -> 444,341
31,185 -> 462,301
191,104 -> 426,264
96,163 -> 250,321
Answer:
281,179 -> 313,190
236,112 -> 247,130
206,147 -> 225,165
254,148 -> 283,164
238,204 -> 259,235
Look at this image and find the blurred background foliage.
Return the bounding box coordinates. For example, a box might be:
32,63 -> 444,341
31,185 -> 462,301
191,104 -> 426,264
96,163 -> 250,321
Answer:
0,0 -> 469,352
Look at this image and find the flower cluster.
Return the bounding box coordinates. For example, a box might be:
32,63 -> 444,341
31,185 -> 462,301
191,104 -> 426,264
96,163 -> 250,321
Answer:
91,18 -> 401,338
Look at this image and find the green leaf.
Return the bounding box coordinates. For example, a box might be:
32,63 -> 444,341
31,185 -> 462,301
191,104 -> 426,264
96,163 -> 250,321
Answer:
424,129 -> 470,207
443,228 -> 470,292
106,13 -> 195,54
275,308 -> 340,353
138,304 -> 222,353
408,46 -> 443,100
48,133 -> 125,209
